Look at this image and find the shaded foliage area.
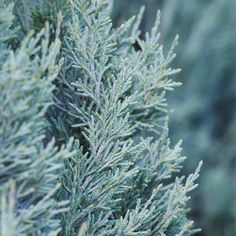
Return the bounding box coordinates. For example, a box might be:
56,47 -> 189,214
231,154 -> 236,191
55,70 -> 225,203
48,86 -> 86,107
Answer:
111,1 -> 236,236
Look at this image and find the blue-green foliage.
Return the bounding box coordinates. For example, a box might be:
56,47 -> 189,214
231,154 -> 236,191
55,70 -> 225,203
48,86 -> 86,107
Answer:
112,1 -> 236,235
159,2 -> 236,236
49,1 -> 201,235
0,3 -> 71,235
1,1 -> 202,235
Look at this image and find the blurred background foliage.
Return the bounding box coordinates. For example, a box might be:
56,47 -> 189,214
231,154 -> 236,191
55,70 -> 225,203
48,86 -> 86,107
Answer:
111,0 -> 236,236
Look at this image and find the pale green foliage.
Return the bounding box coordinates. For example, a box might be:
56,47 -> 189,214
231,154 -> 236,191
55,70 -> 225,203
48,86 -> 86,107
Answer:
45,1 -> 201,235
112,1 -> 236,235
1,1 -> 202,235
0,4 -> 71,235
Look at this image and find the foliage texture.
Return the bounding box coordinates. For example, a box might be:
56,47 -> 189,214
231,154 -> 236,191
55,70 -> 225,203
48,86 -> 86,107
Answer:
112,0 -> 236,235
0,3 -> 71,235
1,1 -> 202,235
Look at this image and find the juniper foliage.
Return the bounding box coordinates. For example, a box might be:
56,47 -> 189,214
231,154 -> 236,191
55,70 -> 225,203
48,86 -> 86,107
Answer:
1,1 -> 202,235
112,1 -> 236,235
0,3 -> 71,235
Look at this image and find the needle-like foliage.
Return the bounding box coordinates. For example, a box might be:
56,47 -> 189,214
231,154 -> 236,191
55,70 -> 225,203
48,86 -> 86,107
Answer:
1,1 -> 202,235
0,3 -> 71,235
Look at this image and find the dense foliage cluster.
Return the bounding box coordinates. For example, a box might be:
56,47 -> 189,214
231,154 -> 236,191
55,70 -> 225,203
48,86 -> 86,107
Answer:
112,1 -> 236,235
0,1 -> 202,235
0,2 -> 71,235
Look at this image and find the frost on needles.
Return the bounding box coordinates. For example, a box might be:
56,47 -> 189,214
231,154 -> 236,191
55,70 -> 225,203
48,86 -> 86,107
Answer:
0,1 -> 202,236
